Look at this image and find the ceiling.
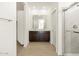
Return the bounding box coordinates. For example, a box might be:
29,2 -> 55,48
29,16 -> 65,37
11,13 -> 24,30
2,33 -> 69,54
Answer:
25,2 -> 58,11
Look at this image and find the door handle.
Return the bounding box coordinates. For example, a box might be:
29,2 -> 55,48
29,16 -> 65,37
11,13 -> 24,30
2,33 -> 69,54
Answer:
0,18 -> 12,22
73,31 -> 79,33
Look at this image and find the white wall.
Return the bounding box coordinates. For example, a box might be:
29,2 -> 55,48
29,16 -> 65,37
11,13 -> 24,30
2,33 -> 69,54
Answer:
50,9 -> 57,47
17,11 -> 25,45
49,4 -> 58,54
0,2 -> 16,56
24,3 -> 30,47
17,2 -> 27,47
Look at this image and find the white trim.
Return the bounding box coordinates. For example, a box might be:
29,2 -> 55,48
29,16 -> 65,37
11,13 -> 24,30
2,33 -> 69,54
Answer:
57,3 -> 64,56
64,53 -> 79,56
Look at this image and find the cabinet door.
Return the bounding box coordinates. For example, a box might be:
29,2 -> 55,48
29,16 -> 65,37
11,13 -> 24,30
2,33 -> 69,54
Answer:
29,31 -> 50,42
39,31 -> 50,42
29,31 -> 39,42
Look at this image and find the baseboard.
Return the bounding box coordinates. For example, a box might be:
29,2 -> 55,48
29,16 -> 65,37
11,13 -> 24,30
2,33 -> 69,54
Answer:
23,41 -> 29,48
64,53 -> 79,56
17,41 -> 24,46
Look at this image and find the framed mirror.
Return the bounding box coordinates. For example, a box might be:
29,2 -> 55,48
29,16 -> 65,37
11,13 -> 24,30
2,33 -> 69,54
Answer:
32,15 -> 47,30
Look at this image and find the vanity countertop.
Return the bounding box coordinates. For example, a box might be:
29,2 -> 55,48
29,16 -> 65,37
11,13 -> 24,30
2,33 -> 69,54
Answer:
29,29 -> 51,31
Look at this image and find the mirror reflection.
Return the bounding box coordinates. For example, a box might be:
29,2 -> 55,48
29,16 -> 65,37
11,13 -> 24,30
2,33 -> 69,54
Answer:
32,15 -> 47,30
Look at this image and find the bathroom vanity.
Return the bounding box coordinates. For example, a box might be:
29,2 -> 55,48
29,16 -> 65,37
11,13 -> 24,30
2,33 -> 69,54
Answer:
29,31 -> 50,42
29,14 -> 50,42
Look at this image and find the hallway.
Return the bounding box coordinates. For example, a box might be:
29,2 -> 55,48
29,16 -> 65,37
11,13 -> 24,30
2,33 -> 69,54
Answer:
17,42 -> 57,56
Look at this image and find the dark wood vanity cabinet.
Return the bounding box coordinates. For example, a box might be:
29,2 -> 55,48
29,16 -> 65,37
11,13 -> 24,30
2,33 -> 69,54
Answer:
29,31 -> 50,42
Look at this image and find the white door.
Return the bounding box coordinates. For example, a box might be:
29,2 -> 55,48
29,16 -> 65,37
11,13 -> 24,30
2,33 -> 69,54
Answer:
0,3 -> 16,20
0,19 -> 16,56
71,32 -> 79,53
0,2 -> 16,56
64,3 -> 79,55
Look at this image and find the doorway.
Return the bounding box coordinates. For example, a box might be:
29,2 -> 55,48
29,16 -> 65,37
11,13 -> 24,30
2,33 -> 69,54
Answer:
17,2 -> 58,56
